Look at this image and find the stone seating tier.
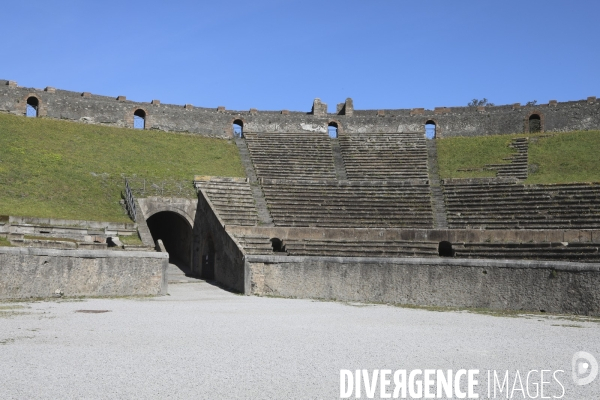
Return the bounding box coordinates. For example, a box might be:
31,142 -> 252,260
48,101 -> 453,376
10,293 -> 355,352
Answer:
232,233 -> 600,262
194,177 -> 259,226
244,132 -> 337,180
233,234 -> 274,255
453,242 -> 600,262
339,132 -> 429,180
283,239 -> 439,257
443,182 -> 600,229
261,179 -> 434,228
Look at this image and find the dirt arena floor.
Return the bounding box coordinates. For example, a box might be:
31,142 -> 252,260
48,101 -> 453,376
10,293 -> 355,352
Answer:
1,281 -> 599,399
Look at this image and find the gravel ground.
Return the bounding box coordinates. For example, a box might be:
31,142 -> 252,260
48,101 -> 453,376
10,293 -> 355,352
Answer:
1,281 -> 599,399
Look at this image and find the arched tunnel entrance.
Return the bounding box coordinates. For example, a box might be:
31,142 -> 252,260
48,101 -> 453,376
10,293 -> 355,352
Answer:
147,211 -> 193,271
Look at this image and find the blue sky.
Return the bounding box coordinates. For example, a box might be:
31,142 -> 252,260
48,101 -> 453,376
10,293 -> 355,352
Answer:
3,0 -> 598,112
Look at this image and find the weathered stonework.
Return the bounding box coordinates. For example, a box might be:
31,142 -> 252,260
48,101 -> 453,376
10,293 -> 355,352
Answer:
247,255 -> 600,316
0,247 -> 168,299
1,79 -> 598,138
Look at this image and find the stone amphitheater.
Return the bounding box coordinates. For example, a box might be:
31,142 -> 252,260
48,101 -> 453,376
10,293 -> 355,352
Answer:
1,79 -> 599,316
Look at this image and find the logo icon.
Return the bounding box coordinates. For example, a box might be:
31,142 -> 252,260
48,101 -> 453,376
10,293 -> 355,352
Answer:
572,351 -> 598,386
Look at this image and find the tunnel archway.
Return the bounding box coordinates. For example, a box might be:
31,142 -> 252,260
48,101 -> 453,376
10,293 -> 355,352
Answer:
438,241 -> 454,257
147,211 -> 193,269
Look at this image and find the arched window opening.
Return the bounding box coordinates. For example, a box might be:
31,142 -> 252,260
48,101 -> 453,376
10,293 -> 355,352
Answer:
529,114 -> 541,133
438,241 -> 454,257
134,109 -> 146,129
270,238 -> 285,253
425,120 -> 436,139
233,119 -> 243,138
26,97 -> 39,118
328,122 -> 338,138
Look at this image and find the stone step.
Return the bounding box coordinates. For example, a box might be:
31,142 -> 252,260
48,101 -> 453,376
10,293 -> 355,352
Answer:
286,248 -> 437,257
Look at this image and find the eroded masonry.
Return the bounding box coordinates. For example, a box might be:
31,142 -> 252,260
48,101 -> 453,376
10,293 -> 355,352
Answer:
1,79 -> 600,315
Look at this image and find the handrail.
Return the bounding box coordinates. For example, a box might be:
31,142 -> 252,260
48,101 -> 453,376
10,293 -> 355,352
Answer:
124,178 -> 137,222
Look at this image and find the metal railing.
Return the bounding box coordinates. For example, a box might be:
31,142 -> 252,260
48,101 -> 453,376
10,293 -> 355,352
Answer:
124,178 -> 137,222
124,176 -> 196,198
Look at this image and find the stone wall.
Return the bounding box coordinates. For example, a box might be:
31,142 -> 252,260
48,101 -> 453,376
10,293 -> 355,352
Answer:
1,79 -> 598,138
248,255 -> 600,315
227,226 -> 600,244
0,247 -> 168,299
192,190 -> 247,292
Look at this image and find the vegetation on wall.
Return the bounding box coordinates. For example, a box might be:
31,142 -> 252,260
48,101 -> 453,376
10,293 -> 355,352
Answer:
0,113 -> 245,222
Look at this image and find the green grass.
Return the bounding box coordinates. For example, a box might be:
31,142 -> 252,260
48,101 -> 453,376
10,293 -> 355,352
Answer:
437,134 -> 518,179
526,131 -> 600,184
120,235 -> 143,246
0,236 -> 11,247
0,113 -> 244,222
437,130 -> 600,183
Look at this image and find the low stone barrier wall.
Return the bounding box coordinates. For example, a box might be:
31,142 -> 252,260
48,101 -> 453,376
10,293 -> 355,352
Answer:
247,255 -> 600,315
0,247 -> 168,299
228,226 -> 600,244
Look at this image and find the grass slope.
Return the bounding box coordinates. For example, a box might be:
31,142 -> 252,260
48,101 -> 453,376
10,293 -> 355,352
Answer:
0,113 -> 244,222
527,131 -> 600,184
437,130 -> 600,184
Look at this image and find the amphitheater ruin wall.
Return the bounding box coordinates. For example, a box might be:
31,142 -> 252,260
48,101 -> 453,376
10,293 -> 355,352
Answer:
1,79 -> 598,138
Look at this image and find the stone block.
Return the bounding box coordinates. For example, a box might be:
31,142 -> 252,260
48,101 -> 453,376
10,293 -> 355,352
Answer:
530,231 -> 548,243
410,108 -> 424,115
281,110 -> 289,115
588,96 -> 596,104
545,230 -> 563,242
6,81 -> 17,87
414,230 -> 429,241
377,110 -> 385,117
564,230 -> 580,243
549,100 -> 558,107
216,106 -> 225,112
82,92 -> 91,98
399,230 -> 416,241
45,87 -> 56,93
186,104 -> 195,110
579,230 -> 592,242
151,99 -> 160,105
512,103 -> 521,109
116,95 -> 126,101
426,230 -> 449,242
517,230 -> 535,243
250,108 -> 257,115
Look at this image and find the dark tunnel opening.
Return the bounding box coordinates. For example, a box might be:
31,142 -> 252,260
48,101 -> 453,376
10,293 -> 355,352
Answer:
438,241 -> 454,257
147,212 -> 193,269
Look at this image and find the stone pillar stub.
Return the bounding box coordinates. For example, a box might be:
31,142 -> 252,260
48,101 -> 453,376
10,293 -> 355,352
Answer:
312,98 -> 327,116
344,98 -> 354,116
